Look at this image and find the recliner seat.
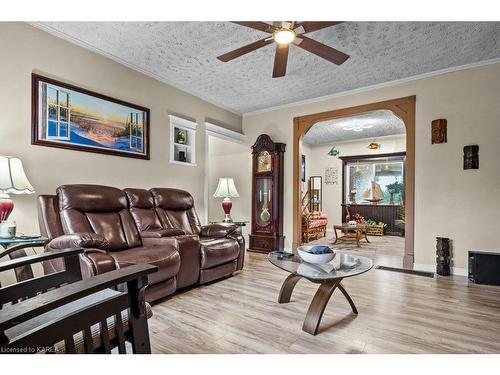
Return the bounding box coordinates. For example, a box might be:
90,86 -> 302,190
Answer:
150,188 -> 245,283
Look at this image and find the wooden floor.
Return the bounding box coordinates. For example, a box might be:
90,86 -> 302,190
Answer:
149,245 -> 500,354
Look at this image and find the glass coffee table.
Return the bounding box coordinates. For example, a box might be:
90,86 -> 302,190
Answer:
268,251 -> 373,335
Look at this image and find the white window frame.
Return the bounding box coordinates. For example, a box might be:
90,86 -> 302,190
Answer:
129,112 -> 144,152
46,86 -> 71,141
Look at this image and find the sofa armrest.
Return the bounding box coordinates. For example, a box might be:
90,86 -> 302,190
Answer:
200,223 -> 238,238
46,233 -> 110,251
140,228 -> 185,238
45,234 -> 114,277
80,249 -> 117,277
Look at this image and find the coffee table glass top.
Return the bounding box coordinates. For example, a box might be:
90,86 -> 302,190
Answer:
268,251 -> 373,281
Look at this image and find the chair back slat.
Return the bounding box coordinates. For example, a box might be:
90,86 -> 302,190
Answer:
83,327 -> 94,354
114,313 -> 126,354
99,320 -> 112,354
64,335 -> 76,353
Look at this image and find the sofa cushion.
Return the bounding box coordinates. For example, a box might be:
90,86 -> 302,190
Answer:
199,237 -> 241,270
124,188 -> 163,232
150,188 -> 202,234
110,245 -> 180,285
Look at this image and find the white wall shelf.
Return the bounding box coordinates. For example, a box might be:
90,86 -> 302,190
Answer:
169,115 -> 197,166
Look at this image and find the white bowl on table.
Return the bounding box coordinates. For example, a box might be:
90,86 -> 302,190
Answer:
297,246 -> 336,264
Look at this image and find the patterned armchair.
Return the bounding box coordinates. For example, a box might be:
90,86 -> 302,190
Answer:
301,206 -> 328,243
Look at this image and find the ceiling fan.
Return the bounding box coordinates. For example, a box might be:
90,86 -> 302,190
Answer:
217,21 -> 350,78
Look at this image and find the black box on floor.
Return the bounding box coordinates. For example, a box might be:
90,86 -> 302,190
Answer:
468,251 -> 500,285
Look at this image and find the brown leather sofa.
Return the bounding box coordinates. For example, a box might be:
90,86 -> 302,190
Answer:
38,184 -> 245,302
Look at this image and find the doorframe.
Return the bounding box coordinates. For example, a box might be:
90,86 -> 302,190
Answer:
203,121 -> 246,224
292,95 -> 416,268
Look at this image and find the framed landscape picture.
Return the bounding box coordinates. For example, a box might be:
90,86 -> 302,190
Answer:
32,73 -> 150,159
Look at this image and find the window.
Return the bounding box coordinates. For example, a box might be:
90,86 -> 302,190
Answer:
344,154 -> 405,205
46,86 -> 71,140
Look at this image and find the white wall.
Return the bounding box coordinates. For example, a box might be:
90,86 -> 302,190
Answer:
243,62 -> 500,270
0,22 -> 241,234
304,134 -> 406,225
207,136 -> 251,241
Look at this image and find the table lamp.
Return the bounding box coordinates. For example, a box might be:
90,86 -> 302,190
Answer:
0,156 -> 35,221
213,177 -> 239,223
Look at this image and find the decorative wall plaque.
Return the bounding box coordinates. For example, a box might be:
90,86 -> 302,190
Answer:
325,166 -> 338,185
431,119 -> 447,144
463,145 -> 479,170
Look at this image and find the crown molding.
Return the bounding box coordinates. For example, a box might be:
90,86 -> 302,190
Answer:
243,57 -> 500,117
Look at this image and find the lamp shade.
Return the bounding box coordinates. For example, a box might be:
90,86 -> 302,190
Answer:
213,178 -> 239,198
0,156 -> 35,195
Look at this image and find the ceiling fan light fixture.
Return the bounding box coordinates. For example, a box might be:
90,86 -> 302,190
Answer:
273,29 -> 295,45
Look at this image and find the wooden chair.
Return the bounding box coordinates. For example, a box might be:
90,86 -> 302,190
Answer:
301,206 -> 328,243
300,189 -> 328,244
0,246 -> 156,354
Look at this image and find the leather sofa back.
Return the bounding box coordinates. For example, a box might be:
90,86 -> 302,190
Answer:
57,185 -> 141,251
38,195 -> 64,240
150,188 -> 202,235
124,188 -> 163,231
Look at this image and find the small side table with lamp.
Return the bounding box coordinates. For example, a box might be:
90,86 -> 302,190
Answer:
213,177 -> 240,223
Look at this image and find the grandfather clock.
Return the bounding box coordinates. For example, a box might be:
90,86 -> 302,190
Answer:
249,134 -> 286,253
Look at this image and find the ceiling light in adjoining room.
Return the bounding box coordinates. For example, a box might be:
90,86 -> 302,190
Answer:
273,29 -> 296,45
343,125 -> 374,132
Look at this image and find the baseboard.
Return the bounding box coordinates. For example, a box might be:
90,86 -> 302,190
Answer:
413,263 -> 468,277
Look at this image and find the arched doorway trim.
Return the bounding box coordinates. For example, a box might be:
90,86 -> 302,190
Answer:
292,95 -> 415,268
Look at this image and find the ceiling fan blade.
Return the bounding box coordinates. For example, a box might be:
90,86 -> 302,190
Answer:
217,38 -> 274,62
295,35 -> 349,65
232,21 -> 275,33
272,44 -> 289,78
296,21 -> 344,33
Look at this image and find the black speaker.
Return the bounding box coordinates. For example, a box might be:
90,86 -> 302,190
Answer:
469,251 -> 500,285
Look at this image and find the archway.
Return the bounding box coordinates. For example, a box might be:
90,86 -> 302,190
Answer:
293,96 -> 415,269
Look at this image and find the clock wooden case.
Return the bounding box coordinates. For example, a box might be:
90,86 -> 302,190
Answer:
249,134 -> 286,253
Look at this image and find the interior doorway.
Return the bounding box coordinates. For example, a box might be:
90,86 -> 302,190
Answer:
293,96 -> 415,269
204,122 -> 250,239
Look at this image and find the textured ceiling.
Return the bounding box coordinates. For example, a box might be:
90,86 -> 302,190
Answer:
34,22 -> 500,114
303,110 -> 405,145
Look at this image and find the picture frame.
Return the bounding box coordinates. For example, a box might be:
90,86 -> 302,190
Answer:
31,73 -> 150,159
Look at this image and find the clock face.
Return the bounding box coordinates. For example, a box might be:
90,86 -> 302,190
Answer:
257,151 -> 272,173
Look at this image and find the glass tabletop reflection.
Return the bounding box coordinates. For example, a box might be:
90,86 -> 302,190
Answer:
268,251 -> 373,281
